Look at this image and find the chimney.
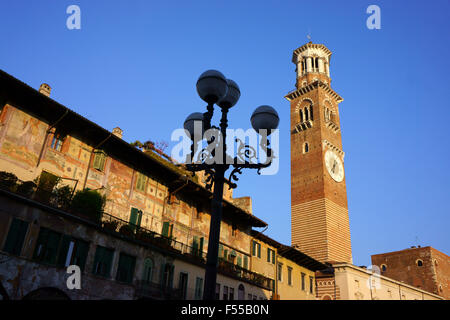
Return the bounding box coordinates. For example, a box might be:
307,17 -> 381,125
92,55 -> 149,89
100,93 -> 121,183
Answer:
39,83 -> 51,97
112,127 -> 123,139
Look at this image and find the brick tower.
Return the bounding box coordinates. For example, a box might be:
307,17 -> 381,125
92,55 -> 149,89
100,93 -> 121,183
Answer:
285,42 -> 352,264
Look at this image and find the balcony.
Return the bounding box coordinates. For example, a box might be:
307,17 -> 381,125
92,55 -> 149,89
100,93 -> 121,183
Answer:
0,172 -> 273,292
217,258 -> 273,291
292,120 -> 313,133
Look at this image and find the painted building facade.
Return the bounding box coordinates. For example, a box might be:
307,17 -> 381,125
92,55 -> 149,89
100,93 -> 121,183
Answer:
0,69 -> 324,300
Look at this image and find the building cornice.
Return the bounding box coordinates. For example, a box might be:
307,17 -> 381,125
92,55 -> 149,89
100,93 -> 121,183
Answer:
331,263 -> 444,299
292,43 -> 332,63
284,81 -> 343,103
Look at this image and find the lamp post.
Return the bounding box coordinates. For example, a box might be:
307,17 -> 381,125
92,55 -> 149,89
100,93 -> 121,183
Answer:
183,70 -> 279,300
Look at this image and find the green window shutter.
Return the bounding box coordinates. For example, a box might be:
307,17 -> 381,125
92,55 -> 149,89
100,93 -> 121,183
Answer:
34,228 -> 61,265
159,263 -> 166,288
143,258 -> 153,283
129,208 -> 138,226
272,250 -> 275,264
244,256 -> 248,269
195,277 -> 203,300
116,253 -> 136,283
93,153 -> 101,170
257,243 -> 261,258
169,224 -> 173,238
73,240 -> 89,271
162,222 -> 169,237
267,248 -> 270,262
3,218 -> 29,256
237,256 -> 242,267
252,241 -> 256,256
192,236 -> 198,255
199,237 -> 204,256
93,246 -> 113,277
224,249 -> 228,260
137,210 -> 142,228
103,248 -> 113,277
93,152 -> 106,171
57,235 -> 72,267
168,264 -> 174,288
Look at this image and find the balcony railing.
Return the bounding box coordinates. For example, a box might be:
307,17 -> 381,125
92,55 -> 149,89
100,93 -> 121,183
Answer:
0,173 -> 273,291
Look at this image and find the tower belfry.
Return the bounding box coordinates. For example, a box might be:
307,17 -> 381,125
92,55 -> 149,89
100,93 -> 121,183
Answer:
285,42 -> 352,264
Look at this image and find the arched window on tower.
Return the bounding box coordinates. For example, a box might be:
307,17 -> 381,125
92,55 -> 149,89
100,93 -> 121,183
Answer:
303,142 -> 309,154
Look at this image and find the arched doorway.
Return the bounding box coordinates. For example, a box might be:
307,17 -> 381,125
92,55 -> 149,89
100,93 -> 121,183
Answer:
22,287 -> 70,300
238,284 -> 245,300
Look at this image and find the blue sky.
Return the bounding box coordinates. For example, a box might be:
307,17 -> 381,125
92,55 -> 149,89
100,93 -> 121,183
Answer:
1,0 -> 449,266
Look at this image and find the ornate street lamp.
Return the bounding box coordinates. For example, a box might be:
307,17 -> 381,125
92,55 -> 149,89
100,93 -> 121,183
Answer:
183,70 -> 279,300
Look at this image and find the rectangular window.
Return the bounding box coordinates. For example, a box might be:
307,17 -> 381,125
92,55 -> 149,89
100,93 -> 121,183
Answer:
215,283 -> 221,300
277,263 -> 282,282
179,273 -> 188,300
192,236 -> 204,257
50,133 -> 65,152
161,263 -> 174,288
161,222 -> 173,238
229,287 -> 234,300
195,277 -> 203,300
223,286 -> 228,300
116,253 -> 136,283
33,227 -> 62,265
56,235 -> 89,271
288,267 -> 293,286
237,255 -> 242,267
301,273 -> 306,291
267,248 -> 275,264
3,218 -> 29,256
135,173 -> 148,192
252,241 -> 261,258
92,150 -> 107,171
92,245 -> 114,278
129,207 -> 143,231
243,255 -> 249,269
310,276 -> 314,294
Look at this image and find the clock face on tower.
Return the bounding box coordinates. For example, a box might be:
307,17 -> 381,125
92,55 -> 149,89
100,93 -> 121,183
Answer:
324,150 -> 344,182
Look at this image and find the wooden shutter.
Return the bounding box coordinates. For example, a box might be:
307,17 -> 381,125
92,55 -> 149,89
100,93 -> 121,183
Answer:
129,208 -> 138,227
192,236 -> 199,255
199,237 -> 204,256
3,218 -> 28,256
244,256 -> 248,269
57,235 -> 72,267
272,250 -> 275,264
143,258 -> 153,283
137,210 -> 142,228
162,222 -> 169,237
267,248 -> 270,262
257,243 -> 261,258
73,240 -> 89,271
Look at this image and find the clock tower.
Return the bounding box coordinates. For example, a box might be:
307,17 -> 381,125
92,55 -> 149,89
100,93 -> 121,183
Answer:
285,42 -> 352,264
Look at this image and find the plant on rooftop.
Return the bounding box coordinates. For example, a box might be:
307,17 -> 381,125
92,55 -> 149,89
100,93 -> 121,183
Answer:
70,188 -> 105,222
0,171 -> 18,190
